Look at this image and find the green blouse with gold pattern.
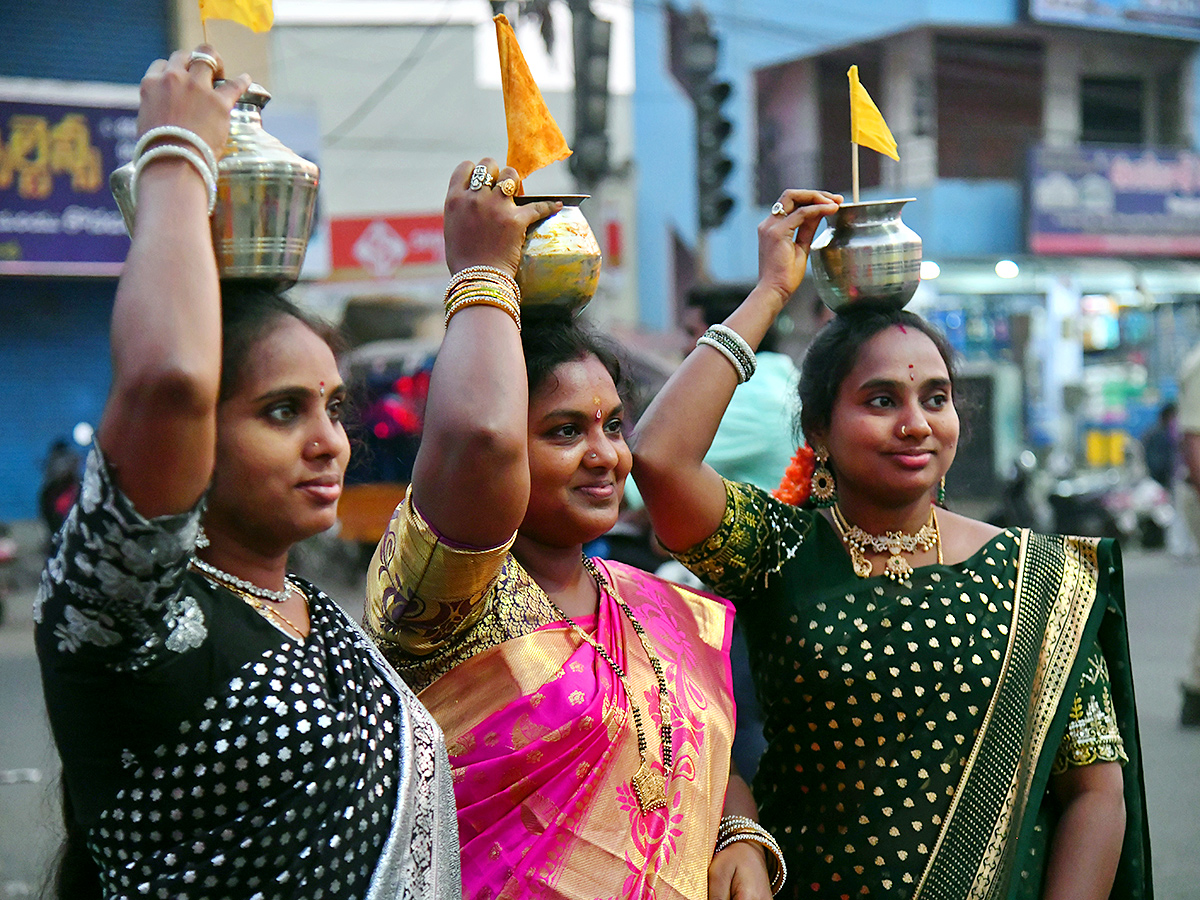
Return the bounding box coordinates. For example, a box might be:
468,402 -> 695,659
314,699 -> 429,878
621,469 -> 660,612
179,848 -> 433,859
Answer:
675,480 -> 1129,899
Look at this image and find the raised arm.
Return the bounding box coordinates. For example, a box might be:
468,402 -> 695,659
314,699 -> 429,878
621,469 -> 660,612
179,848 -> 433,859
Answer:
97,49 -> 249,518
409,162 -> 560,548
632,189 -> 840,551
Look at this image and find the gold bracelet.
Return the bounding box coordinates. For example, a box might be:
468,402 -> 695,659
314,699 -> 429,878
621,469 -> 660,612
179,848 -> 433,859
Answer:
443,265 -> 520,305
444,293 -> 522,331
714,815 -> 787,895
444,286 -> 521,318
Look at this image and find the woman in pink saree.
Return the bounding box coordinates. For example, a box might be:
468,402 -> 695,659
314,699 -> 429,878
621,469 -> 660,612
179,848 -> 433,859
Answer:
363,161 -> 834,898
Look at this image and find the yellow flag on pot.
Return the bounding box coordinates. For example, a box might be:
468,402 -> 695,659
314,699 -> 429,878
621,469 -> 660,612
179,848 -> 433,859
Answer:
848,65 -> 899,160
199,0 -> 274,33
494,14 -> 571,180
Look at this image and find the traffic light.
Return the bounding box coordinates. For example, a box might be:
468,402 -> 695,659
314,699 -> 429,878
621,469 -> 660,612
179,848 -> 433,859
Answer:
696,78 -> 734,230
570,1 -> 611,186
678,10 -> 734,231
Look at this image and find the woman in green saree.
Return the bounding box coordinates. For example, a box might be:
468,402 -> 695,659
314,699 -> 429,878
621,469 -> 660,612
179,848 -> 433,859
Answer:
631,189 -> 1151,899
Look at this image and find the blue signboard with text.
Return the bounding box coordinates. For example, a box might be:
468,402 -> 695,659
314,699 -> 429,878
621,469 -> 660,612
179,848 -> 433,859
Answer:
0,87 -> 137,276
1028,144 -> 1200,257
1028,0 -> 1200,40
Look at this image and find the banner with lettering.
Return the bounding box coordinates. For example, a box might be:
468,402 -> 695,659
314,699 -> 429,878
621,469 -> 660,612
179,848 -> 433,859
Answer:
0,94 -> 137,275
1028,144 -> 1200,256
329,213 -> 445,279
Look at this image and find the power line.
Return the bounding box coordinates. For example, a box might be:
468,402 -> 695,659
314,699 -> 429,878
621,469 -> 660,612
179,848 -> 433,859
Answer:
324,20 -> 451,146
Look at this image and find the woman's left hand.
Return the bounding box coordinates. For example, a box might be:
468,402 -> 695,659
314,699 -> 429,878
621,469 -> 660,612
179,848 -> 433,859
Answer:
708,840 -> 773,900
756,188 -> 842,305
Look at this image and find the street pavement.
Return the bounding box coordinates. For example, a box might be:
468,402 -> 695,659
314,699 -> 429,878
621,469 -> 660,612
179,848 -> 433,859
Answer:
2,544 -> 1199,898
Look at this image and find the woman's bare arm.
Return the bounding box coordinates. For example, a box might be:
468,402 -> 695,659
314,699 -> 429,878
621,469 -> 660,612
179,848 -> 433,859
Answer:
632,189 -> 840,552
97,50 -> 249,518
409,162 -> 560,548
1043,761 -> 1125,900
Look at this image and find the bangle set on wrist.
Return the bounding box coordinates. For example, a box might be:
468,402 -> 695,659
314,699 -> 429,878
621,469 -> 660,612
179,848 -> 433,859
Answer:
714,814 -> 787,895
443,265 -> 522,330
130,125 -> 219,215
696,324 -> 757,384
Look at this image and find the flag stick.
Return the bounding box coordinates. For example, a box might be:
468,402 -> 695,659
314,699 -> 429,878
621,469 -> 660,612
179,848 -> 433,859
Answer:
203,19 -> 210,44
851,142 -> 860,203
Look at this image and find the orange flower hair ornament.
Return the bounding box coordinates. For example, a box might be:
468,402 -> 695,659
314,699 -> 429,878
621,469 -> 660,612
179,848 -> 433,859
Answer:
773,444 -> 816,506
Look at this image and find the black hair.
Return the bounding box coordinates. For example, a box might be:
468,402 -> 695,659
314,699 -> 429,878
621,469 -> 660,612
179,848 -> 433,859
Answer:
798,304 -> 958,444
520,306 -> 630,402
44,780 -> 101,900
218,280 -> 344,402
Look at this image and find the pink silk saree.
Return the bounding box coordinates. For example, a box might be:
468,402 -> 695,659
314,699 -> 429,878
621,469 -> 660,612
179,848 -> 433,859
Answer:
417,559 -> 735,900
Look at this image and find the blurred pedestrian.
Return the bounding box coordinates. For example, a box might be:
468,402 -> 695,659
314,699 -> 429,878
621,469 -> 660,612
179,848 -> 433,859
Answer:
1142,401 -> 1178,490
38,437 -> 82,542
1174,344 -> 1200,726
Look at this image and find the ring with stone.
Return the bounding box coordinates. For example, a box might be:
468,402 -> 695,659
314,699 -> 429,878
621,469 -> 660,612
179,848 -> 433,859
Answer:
771,201 -> 787,217
496,178 -> 518,197
187,51 -> 220,77
469,164 -> 490,191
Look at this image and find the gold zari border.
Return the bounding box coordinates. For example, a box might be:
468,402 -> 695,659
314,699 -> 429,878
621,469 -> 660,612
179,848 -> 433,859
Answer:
913,530 -> 1101,900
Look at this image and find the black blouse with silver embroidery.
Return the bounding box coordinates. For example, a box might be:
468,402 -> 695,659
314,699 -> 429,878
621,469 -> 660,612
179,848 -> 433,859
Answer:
35,451 -> 405,899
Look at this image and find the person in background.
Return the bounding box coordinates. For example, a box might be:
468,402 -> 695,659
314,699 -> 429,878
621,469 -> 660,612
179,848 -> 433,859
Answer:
39,438 -> 83,543
35,46 -> 457,899
1142,400 -> 1178,490
1174,343 -> 1200,726
632,188 -> 1151,899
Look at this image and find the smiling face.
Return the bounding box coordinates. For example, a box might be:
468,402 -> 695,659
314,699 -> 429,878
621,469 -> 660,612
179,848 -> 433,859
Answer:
520,354 -> 632,549
205,315 -> 350,556
816,324 -> 958,510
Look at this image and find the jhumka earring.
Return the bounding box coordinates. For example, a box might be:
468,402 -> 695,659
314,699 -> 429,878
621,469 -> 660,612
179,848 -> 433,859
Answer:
937,476 -> 947,505
810,447 -> 837,507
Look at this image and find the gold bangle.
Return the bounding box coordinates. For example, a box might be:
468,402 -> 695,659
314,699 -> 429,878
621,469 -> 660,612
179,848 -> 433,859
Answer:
715,815 -> 787,895
444,265 -> 520,305
444,287 -> 521,318
444,294 -> 521,331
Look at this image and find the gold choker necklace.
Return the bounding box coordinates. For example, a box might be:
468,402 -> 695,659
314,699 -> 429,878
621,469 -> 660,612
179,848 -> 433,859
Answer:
831,503 -> 942,581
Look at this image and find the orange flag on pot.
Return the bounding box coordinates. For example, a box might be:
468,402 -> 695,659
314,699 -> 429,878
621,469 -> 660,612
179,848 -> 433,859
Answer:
198,0 -> 274,33
494,14 -> 571,180
848,65 -> 899,160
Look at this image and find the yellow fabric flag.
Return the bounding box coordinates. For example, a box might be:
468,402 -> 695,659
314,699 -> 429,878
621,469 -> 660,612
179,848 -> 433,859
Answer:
495,14 -> 571,180
198,0 -> 273,33
848,65 -> 899,161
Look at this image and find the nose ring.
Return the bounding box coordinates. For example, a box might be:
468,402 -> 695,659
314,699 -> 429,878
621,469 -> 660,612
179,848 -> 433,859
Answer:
901,425 -> 907,436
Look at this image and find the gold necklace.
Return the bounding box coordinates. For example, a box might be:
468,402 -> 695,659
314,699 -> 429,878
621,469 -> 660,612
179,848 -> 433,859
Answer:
831,503 -> 942,581
546,556 -> 672,815
190,563 -> 308,638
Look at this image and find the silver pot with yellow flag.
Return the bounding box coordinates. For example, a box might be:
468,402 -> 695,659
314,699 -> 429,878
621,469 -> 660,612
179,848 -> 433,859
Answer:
809,65 -> 922,312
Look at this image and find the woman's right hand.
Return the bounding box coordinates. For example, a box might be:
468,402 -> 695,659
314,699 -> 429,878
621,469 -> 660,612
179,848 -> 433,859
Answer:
136,45 -> 251,161
443,160 -> 561,277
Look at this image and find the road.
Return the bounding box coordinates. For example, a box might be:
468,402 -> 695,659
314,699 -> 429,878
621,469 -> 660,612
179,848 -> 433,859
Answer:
2,547 -> 1199,898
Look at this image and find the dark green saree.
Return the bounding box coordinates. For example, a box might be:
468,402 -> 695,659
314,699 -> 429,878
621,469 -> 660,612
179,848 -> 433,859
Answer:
676,481 -> 1151,900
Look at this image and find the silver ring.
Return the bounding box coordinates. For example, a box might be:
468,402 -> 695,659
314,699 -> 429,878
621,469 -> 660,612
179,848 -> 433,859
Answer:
469,164 -> 489,191
187,51 -> 220,77
771,201 -> 787,217
483,173 -> 495,189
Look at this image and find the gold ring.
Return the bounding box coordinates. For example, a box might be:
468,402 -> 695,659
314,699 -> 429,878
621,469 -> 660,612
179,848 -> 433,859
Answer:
496,178 -> 518,197
187,51 -> 220,76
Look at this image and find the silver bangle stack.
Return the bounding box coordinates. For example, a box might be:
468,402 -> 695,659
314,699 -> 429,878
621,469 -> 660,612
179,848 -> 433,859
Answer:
714,814 -> 787,895
131,125 -> 219,215
443,265 -> 522,330
696,324 -> 757,383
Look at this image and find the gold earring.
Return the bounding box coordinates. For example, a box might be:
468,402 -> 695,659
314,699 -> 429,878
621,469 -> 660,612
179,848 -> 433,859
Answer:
810,446 -> 837,507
